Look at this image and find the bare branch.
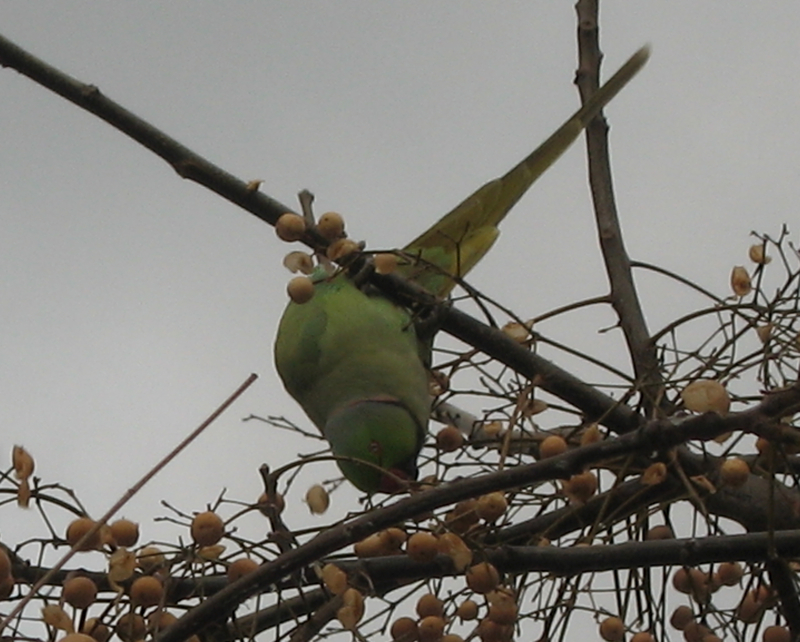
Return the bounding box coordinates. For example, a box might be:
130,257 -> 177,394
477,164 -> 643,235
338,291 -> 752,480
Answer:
0,33 -> 298,234
574,0 -> 664,412
156,386 -> 800,640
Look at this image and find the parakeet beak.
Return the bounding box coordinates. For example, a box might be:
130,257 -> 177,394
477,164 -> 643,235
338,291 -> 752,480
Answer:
378,470 -> 409,494
378,461 -> 418,494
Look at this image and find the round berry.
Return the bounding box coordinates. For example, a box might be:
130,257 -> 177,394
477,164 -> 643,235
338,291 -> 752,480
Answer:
456,599 -> 479,621
681,379 -> 730,415
227,557 -> 259,583
190,511 -> 224,547
130,575 -> 164,607
539,435 -> 567,459
390,616 -> 418,642
374,253 -> 398,275
645,525 -> 674,540
326,238 -> 360,262
321,563 -> 348,595
147,610 -> 177,631
287,276 -> 315,304
763,625 -> 791,642
114,613 -> 146,642
80,618 -> 111,642
109,519 -> 139,547
563,471 -> 598,504
446,499 -> 479,534
406,532 -> 438,563
715,561 -> 743,587
316,212 -> 345,240
465,562 -> 500,594
66,517 -> 102,551
435,426 -> 464,452
136,545 -> 165,572
475,492 -> 508,522
418,616 -> 445,642
416,593 -> 444,618
599,616 -> 625,642
437,532 -> 472,571
63,576 -> 97,609
305,484 -> 330,515
720,457 -> 750,487
337,588 -> 364,629
275,213 -> 306,242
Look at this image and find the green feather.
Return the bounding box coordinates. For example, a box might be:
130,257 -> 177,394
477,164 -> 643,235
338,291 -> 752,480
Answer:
274,47 -> 649,492
324,399 -> 426,493
274,272 -> 429,493
401,45 -> 650,297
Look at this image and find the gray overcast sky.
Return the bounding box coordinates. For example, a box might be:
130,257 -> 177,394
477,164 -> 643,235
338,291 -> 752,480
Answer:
1,4 -> 799,544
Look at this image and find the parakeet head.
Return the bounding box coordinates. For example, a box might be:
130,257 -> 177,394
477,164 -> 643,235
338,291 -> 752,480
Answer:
324,399 -> 425,494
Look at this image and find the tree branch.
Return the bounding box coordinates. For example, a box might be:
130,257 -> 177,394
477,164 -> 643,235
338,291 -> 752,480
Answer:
155,388 -> 800,641
0,32 -> 298,233
5,24 -> 800,641
574,0 -> 664,413
0,30 -> 647,438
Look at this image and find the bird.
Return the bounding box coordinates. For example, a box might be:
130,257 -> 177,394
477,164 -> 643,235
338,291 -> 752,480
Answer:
274,47 -> 649,493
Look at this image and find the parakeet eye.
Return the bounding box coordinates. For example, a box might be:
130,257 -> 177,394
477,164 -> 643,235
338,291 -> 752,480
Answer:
368,440 -> 383,459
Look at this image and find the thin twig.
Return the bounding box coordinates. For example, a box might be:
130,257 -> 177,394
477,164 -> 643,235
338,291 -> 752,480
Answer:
156,385 -> 800,641
0,373 -> 257,631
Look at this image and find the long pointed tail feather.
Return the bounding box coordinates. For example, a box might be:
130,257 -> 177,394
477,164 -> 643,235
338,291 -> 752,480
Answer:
402,46 -> 649,296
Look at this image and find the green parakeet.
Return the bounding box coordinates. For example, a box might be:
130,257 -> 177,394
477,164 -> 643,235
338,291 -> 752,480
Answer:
274,47 -> 649,493
275,273 -> 430,493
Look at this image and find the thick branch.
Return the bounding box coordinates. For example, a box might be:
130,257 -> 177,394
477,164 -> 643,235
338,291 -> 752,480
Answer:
0,32 -> 296,233
5,388 -> 800,640
335,530 -> 800,586
574,1 -> 664,411
375,271 -> 643,434
488,474 -> 686,545
6,25 -> 800,639
0,30 -> 647,437
156,391 -> 800,641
